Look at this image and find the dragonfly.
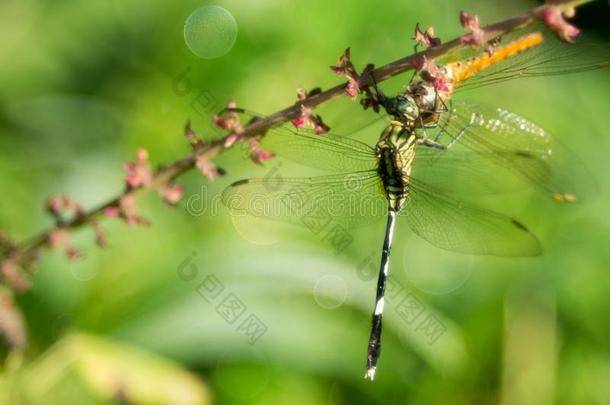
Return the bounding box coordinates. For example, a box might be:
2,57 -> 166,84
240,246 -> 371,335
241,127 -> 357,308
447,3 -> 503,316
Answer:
221,27 -> 609,380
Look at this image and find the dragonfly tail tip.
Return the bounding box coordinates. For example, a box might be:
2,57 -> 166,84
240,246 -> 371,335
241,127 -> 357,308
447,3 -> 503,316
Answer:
364,367 -> 376,381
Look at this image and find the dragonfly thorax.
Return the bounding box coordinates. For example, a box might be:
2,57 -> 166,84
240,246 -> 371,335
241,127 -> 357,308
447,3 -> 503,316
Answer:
376,123 -> 417,211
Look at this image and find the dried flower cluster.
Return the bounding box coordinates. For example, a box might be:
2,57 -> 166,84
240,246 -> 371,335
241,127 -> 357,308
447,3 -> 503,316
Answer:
536,6 -> 580,43
212,101 -> 275,164
292,89 -> 330,135
459,11 -> 485,47
414,24 -> 441,49
330,48 -> 361,99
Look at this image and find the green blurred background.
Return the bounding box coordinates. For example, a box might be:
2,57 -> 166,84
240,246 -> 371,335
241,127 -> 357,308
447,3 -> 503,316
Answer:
0,0 -> 609,403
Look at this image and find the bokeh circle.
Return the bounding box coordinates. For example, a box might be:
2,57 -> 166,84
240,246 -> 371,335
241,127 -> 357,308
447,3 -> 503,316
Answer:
184,6 -> 238,59
313,275 -> 348,309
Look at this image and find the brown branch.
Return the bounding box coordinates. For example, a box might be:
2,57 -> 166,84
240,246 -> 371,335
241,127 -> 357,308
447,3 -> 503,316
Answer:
1,0 -> 593,284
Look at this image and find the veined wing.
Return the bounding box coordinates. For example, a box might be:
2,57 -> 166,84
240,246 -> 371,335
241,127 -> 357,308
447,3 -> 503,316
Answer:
230,107 -> 378,172
400,177 -> 541,257
222,171 -> 387,229
410,147 -> 531,196
430,100 -> 596,202
445,28 -> 610,92
261,125 -> 378,172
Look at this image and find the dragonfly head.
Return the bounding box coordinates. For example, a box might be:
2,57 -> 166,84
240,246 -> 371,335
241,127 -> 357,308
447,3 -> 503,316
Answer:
384,95 -> 419,125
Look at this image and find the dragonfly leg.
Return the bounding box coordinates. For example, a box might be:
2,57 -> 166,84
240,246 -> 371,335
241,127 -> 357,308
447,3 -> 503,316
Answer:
446,122 -> 472,149
363,65 -> 389,112
432,99 -> 451,143
417,115 -> 444,142
432,127 -> 449,144
406,44 -> 421,85
421,138 -> 447,150
417,115 -> 430,139
415,114 -> 446,150
436,93 -> 449,113
424,101 -> 456,147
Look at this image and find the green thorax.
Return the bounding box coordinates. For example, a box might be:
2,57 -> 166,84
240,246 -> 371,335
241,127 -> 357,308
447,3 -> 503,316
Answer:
375,122 -> 417,212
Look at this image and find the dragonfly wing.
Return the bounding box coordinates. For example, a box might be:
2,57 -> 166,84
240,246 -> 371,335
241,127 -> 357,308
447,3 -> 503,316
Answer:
222,171 -> 387,229
410,146 -> 530,196
261,126 -> 378,172
215,107 -> 379,172
400,177 -> 541,257
431,100 -> 596,202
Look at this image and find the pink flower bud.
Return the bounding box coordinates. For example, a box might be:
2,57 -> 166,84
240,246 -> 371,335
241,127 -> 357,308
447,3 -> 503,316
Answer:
460,11 -> 479,30
124,149 -> 152,189
411,55 -> 426,71
330,48 -> 361,99
196,155 -> 223,181
104,206 -> 120,218
459,10 -> 485,48
159,184 -> 184,205
291,116 -> 307,128
346,76 -> 360,100
0,286 -> 28,347
214,101 -> 245,147
414,24 -> 441,48
118,195 -> 149,227
224,133 -> 240,148
47,195 -> 63,214
249,139 -> 274,164
213,115 -> 231,130
136,148 -> 148,162
536,7 -> 580,43
48,229 -> 69,249
1,260 -> 31,292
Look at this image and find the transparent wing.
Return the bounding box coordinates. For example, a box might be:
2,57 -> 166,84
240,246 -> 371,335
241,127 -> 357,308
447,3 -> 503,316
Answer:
400,177 -> 541,257
428,100 -> 596,202
261,125 -> 378,172
445,28 -> 610,92
222,171 -> 387,229
311,96 -> 390,137
410,147 -> 530,195
229,107 -> 379,172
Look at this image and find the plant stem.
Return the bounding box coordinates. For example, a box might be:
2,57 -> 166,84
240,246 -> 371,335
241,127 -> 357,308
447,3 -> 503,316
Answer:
3,0 -> 592,276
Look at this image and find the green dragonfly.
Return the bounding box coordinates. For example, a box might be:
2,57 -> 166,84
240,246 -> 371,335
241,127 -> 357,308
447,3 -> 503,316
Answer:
221,99 -> 597,379
221,28 -> 606,380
